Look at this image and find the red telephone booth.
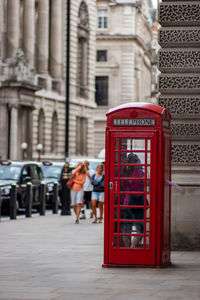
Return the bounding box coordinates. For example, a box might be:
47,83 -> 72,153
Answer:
103,102 -> 171,268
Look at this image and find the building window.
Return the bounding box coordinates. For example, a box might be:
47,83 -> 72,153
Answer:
38,109 -> 45,153
77,2 -> 89,98
38,77 -> 47,89
76,117 -> 87,156
95,76 -> 108,106
51,112 -> 58,153
97,50 -> 107,62
52,80 -> 61,93
97,10 -> 108,29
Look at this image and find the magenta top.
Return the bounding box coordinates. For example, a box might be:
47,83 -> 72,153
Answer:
123,168 -> 144,205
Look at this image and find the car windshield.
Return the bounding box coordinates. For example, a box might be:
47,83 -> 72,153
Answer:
0,165 -> 21,180
41,165 -> 62,179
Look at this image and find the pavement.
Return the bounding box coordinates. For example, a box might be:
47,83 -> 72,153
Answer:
0,211 -> 200,300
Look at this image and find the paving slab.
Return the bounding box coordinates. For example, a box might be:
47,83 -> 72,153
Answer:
0,212 -> 200,300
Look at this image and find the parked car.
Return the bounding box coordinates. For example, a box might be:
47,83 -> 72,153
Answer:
0,160 -> 45,212
40,161 -> 70,206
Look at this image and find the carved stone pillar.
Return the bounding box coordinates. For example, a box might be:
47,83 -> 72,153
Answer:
7,0 -> 20,57
10,105 -> 18,160
37,0 -> 49,73
23,0 -> 35,66
158,1 -> 200,250
50,0 -> 62,77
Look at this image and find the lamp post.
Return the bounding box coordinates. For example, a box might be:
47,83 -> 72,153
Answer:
60,0 -> 71,216
65,0 -> 70,160
36,144 -> 43,161
21,142 -> 28,160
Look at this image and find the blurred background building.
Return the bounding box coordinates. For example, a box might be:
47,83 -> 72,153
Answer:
94,0 -> 156,157
0,0 -> 156,161
0,0 -> 96,161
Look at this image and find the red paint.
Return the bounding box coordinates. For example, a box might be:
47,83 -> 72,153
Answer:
103,102 -> 171,268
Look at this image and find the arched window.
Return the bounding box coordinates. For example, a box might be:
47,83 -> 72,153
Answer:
77,1 -> 89,98
51,111 -> 58,153
38,109 -> 45,153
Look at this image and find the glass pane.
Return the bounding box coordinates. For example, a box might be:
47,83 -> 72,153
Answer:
120,179 -> 144,192
115,166 -> 118,177
119,235 -> 132,248
121,152 -> 127,163
114,235 -> 118,248
120,207 -> 144,221
146,194 -> 150,206
115,138 -> 119,150
114,207 -> 118,219
134,139 -> 145,150
146,207 -> 150,221
121,139 -> 145,151
147,166 -> 150,178
115,152 -> 118,163
147,152 -> 151,164
146,222 -> 150,234
119,235 -> 144,248
119,221 -> 134,233
147,139 -> 151,150
146,181 -> 150,192
114,194 -> 118,205
146,236 -> 150,248
120,194 -> 145,206
121,138 -> 132,150
121,166 -> 146,178
121,152 -> 145,164
114,222 -> 118,234
120,166 -> 127,177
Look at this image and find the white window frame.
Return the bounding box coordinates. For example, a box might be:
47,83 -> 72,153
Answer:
97,10 -> 108,29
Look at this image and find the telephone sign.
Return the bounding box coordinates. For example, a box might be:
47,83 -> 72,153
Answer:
113,119 -> 155,126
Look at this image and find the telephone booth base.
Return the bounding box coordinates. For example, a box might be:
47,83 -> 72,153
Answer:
102,262 -> 171,269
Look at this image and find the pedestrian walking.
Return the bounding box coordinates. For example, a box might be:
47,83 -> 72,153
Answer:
80,160 -> 95,219
71,163 -> 87,224
91,164 -> 104,223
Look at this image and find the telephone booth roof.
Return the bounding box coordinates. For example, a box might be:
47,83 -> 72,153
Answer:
107,102 -> 170,119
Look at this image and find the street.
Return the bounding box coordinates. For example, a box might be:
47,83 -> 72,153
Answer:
0,211 -> 200,300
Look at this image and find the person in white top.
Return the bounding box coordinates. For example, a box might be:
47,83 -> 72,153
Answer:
80,160 -> 95,219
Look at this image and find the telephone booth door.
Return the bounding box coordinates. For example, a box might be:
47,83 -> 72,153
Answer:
108,132 -> 157,266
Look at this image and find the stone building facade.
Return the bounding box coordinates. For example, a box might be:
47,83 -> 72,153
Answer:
0,0 -> 96,161
94,0 -> 154,157
158,0 -> 200,249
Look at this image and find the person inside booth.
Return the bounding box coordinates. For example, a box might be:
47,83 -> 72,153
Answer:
121,153 -> 145,248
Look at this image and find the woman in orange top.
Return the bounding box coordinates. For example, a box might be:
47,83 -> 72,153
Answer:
71,163 -> 87,223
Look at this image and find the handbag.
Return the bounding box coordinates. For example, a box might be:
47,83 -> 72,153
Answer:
66,177 -> 74,189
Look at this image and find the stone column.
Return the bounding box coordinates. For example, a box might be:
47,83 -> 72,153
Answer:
23,0 -> 35,67
37,0 -> 49,73
7,0 -> 20,57
158,1 -> 200,250
10,106 -> 18,160
50,0 -> 62,77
